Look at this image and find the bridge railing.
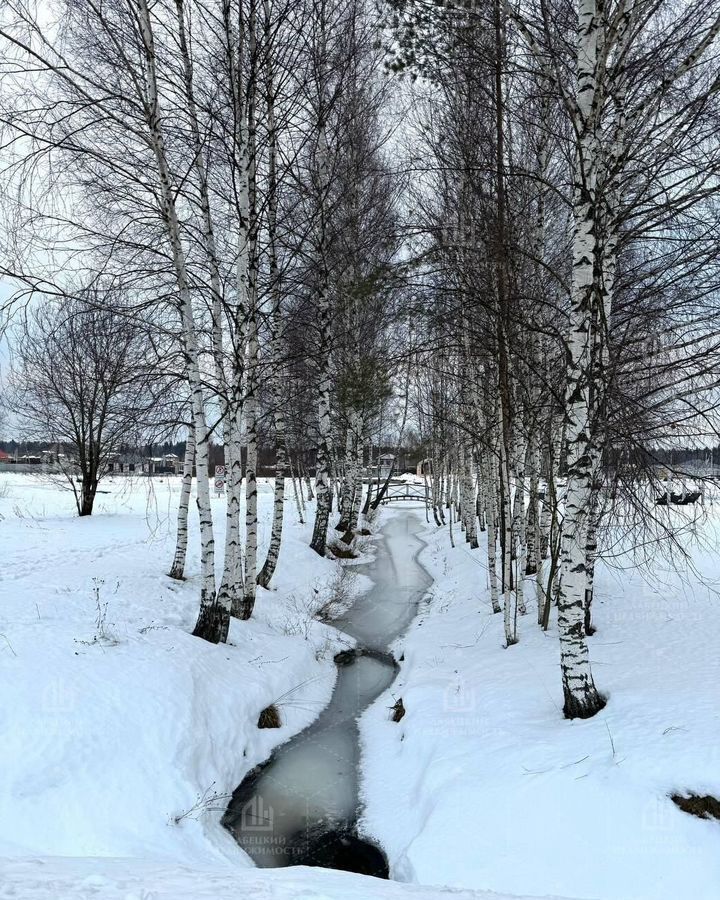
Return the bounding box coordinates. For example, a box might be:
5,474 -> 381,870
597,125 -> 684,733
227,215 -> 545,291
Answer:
379,481 -> 430,505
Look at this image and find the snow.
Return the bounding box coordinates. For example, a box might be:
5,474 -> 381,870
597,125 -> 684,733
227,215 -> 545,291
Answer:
2,473 -> 718,899
359,504 -> 720,900
226,513 -> 431,870
0,856 -> 575,900
0,474 -> 345,864
0,474 -> 569,900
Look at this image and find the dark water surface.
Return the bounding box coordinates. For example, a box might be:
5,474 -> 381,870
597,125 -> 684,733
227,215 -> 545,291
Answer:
223,510 -> 431,873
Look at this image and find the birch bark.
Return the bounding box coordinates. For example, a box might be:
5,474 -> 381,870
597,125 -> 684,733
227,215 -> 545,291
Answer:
483,450 -> 502,614
169,426 -> 195,581
512,428 -> 527,616
258,15 -> 287,588
309,6 -> 334,555
175,0 -> 243,616
288,449 -> 305,525
136,0 -> 223,642
240,1 -> 259,619
556,0 -> 605,717
310,272 -> 333,554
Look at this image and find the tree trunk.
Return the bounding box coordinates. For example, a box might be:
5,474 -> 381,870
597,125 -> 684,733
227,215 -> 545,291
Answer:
499,413 -> 516,646
217,419 -> 244,613
304,475 -> 314,502
79,471 -> 97,516
169,428 -> 195,580
512,429 -> 527,615
240,392 -> 259,618
239,33 -> 259,618
484,452 -> 501,614
342,419 -> 365,542
556,0 -> 605,717
258,441 -> 286,588
136,0 -> 222,642
462,445 -> 478,548
336,426 -> 355,531
310,278 -> 333,555
309,25 -> 333,554
288,449 -> 305,524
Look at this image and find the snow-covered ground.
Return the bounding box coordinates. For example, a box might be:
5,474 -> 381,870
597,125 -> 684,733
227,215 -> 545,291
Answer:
360,503 -> 720,900
0,855 -> 575,900
3,473 -> 718,899
0,474 -> 566,900
0,476 -> 355,876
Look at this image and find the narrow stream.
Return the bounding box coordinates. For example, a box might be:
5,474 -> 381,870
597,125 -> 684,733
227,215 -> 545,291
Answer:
223,509 -> 431,877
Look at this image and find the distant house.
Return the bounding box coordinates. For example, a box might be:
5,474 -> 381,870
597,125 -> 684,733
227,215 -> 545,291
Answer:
107,452 -> 180,476
40,448 -> 65,465
0,450 -> 10,463
144,454 -> 180,475
107,456 -> 135,475
377,453 -> 395,480
365,450 -> 418,480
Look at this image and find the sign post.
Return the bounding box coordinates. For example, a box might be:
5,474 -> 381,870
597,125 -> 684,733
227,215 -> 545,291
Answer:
214,464 -> 226,497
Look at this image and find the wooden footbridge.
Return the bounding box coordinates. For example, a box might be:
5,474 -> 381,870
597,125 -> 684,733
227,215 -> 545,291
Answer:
376,479 -> 430,506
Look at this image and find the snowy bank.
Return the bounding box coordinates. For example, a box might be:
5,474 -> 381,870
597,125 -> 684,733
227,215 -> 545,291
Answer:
360,505 -> 720,900
0,855 -> 583,899
0,475 -> 586,900
0,474 -> 349,864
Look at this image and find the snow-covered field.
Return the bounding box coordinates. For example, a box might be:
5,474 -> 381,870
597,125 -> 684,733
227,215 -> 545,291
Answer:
361,504 -> 720,899
0,474 -> 355,864
2,473 -> 719,899
0,855 -> 574,900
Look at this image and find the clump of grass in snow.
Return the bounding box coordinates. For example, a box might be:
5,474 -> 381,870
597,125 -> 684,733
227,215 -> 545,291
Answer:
671,792 -> 720,820
258,704 -> 282,728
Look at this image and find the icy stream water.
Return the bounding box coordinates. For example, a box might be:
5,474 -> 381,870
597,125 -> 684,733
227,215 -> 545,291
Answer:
223,509 -> 431,873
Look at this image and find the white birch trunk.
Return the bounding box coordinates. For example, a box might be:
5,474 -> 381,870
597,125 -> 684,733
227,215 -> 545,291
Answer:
483,451 -> 501,614
310,97 -> 333,555
556,0 -> 605,717
525,436 -> 540,575
462,445 -> 478,547
512,429 -> 527,616
303,463 -> 315,502
431,455 -> 442,526
476,457 -> 486,532
256,2 -> 287,590
169,427 -> 195,580
288,449 -> 305,524
176,0 -> 245,613
137,0 -> 222,642
349,432 -> 364,532
240,9 -> 259,619
218,418 -> 244,610
341,413 -> 364,541
499,394 -> 517,646
310,312 -> 333,556
336,427 -> 355,532
241,385 -> 259,617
